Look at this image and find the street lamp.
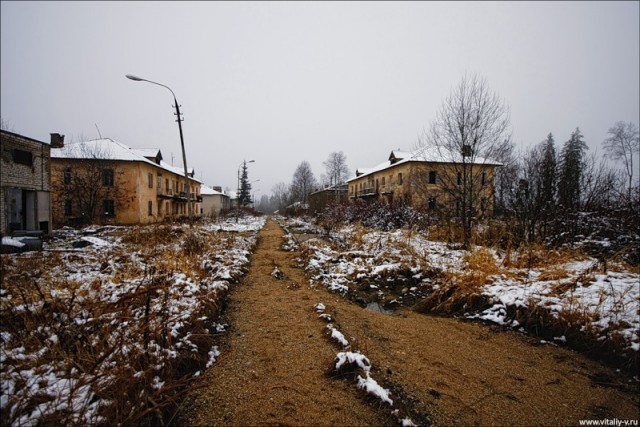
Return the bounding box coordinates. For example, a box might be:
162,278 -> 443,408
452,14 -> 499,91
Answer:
237,160 -> 255,207
126,74 -> 192,220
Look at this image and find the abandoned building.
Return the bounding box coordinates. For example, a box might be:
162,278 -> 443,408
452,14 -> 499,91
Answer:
1,130 -> 56,237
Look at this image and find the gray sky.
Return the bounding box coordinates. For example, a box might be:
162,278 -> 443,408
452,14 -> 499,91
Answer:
2,1 -> 639,198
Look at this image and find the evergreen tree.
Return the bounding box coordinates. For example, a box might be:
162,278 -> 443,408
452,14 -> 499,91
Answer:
238,161 -> 252,206
557,128 -> 587,212
538,133 -> 557,236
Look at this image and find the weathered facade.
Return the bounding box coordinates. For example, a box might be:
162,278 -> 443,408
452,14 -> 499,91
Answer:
51,138 -> 202,227
200,185 -> 230,218
308,184 -> 348,213
348,150 -> 500,216
0,130 -> 53,236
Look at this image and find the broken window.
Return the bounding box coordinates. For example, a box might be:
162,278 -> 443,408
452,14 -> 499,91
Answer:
102,169 -> 114,187
13,149 -> 33,166
104,199 -> 115,216
428,171 -> 437,184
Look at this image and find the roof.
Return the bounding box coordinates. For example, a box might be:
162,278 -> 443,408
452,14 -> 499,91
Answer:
347,148 -> 501,182
1,129 -> 49,146
52,138 -> 202,183
201,185 -> 228,197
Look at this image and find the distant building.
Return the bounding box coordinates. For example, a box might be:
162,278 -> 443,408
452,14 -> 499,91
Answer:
51,138 -> 202,227
308,183 -> 348,213
201,185 -> 231,217
348,149 -> 500,216
1,130 -> 54,236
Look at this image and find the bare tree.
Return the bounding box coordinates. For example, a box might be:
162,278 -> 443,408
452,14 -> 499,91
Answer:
322,151 -> 350,187
0,117 -> 13,131
53,141 -> 125,226
290,161 -> 317,205
602,121 -> 639,204
270,182 -> 291,212
415,74 -> 511,247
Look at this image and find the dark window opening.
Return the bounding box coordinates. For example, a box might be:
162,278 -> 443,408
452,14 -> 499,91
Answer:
104,199 -> 115,216
102,169 -> 114,186
13,149 -> 33,166
148,200 -> 153,216
64,199 -> 73,216
481,172 -> 487,186
428,171 -> 437,184
457,172 -> 462,186
428,197 -> 437,210
64,168 -> 72,185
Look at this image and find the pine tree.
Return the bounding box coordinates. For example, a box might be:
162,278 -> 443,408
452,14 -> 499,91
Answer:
238,161 -> 252,206
540,133 -> 557,215
558,128 -> 588,212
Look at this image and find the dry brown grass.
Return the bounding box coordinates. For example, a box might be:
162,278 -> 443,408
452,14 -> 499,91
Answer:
0,221 -> 257,426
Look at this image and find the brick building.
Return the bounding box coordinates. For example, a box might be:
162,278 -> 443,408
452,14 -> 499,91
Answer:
0,130 -> 54,236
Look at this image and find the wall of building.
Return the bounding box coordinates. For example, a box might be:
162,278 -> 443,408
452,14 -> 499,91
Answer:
0,131 -> 52,235
348,161 -> 497,215
51,158 -> 201,227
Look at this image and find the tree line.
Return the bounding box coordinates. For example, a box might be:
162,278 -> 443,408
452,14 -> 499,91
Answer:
259,74 -> 639,254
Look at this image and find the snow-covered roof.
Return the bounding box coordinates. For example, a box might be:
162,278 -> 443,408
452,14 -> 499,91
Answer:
52,138 -> 202,183
347,148 -> 501,182
200,185 -> 228,197
132,148 -> 162,161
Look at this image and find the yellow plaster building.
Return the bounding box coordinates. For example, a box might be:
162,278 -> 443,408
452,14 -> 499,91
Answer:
51,139 -> 201,227
347,150 -> 500,217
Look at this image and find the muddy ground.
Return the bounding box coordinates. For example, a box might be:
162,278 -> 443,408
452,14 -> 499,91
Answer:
185,218 -> 639,426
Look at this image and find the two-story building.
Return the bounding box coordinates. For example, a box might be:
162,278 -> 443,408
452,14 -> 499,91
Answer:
200,185 -> 231,217
1,130 -> 55,236
51,138 -> 202,227
348,149 -> 500,216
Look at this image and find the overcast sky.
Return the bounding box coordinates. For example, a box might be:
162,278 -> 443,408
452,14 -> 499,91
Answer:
2,1 -> 638,197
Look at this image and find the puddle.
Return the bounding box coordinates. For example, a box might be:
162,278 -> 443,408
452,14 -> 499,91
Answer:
365,302 -> 394,314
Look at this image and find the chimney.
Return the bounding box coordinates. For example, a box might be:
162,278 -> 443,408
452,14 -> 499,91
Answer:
50,133 -> 65,148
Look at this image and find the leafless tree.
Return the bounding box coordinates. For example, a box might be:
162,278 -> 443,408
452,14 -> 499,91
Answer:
290,161 -> 317,205
322,151 -> 350,187
602,121 -> 639,204
53,142 -> 125,226
580,152 -> 620,211
0,117 -> 13,131
415,74 -> 511,247
270,182 -> 291,212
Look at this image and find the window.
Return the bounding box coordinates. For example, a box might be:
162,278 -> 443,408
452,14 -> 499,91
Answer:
457,172 -> 462,186
398,173 -> 403,185
148,173 -> 153,188
381,177 -> 385,186
64,199 -> 73,216
428,171 -> 437,184
428,197 -> 437,210
157,175 -> 162,192
481,172 -> 487,186
12,149 -> 33,166
64,168 -> 72,185
481,197 -> 488,212
158,200 -> 163,216
104,200 -> 115,216
102,169 -> 114,186
166,178 -> 170,194
148,200 -> 153,216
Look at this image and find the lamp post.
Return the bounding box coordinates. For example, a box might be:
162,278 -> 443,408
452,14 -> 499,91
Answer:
236,160 -> 255,207
126,74 -> 192,220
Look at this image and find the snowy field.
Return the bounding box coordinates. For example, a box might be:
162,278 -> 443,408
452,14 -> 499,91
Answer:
281,217 -> 639,361
1,216 -> 265,426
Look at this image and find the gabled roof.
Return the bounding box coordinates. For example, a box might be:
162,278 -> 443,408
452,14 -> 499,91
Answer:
52,138 -> 202,183
348,147 -> 501,183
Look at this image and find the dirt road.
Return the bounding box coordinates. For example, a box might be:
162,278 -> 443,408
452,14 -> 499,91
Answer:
187,218 -> 639,426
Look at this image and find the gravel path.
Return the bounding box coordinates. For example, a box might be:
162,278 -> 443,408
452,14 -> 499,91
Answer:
187,218 -> 639,426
